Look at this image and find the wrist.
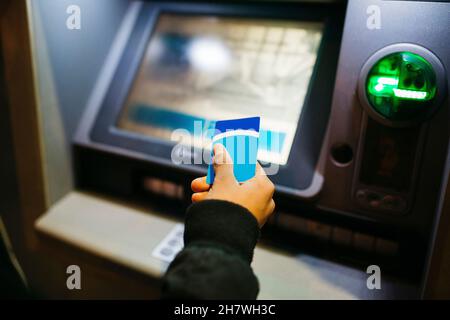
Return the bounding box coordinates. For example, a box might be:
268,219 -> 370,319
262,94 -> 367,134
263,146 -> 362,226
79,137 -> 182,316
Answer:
184,200 -> 260,263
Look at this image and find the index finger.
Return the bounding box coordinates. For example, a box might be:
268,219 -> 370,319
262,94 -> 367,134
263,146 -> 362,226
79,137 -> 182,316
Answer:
191,176 -> 210,193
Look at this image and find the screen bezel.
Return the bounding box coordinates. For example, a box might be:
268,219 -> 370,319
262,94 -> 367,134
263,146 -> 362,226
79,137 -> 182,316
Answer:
90,1 -> 345,193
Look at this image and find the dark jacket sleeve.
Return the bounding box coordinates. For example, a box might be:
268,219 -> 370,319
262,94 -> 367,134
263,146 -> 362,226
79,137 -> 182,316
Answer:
161,200 -> 260,299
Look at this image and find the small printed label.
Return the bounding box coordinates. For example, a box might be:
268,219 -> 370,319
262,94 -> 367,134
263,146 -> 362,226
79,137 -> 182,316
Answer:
152,224 -> 185,263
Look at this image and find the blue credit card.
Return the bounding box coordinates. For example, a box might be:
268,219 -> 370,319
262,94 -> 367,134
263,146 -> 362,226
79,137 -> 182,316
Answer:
206,117 -> 260,184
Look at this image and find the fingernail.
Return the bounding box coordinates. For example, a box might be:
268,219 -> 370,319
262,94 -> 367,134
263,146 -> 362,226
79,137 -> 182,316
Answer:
214,144 -> 223,155
213,145 -> 224,164
213,154 -> 222,165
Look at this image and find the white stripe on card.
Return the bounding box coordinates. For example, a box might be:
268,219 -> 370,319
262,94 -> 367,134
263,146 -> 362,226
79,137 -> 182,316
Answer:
212,129 -> 260,143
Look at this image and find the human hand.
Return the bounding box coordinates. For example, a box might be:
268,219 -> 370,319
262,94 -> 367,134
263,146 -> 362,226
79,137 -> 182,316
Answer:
191,144 -> 275,227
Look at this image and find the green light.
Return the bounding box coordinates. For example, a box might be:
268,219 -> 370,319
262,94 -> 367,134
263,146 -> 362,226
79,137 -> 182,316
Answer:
365,52 -> 437,121
393,88 -> 427,100
378,77 -> 398,86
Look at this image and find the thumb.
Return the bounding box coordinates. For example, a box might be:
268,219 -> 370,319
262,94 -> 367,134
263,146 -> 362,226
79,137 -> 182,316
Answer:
213,143 -> 236,184
255,161 -> 266,176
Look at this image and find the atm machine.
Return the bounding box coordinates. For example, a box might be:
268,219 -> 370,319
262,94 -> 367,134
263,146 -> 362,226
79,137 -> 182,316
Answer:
4,0 -> 449,299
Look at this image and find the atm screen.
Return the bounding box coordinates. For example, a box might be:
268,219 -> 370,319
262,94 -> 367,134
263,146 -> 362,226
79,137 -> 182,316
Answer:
117,13 -> 323,165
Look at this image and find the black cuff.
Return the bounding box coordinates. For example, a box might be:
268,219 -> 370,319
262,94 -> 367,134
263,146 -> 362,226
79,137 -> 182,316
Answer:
184,200 -> 260,263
